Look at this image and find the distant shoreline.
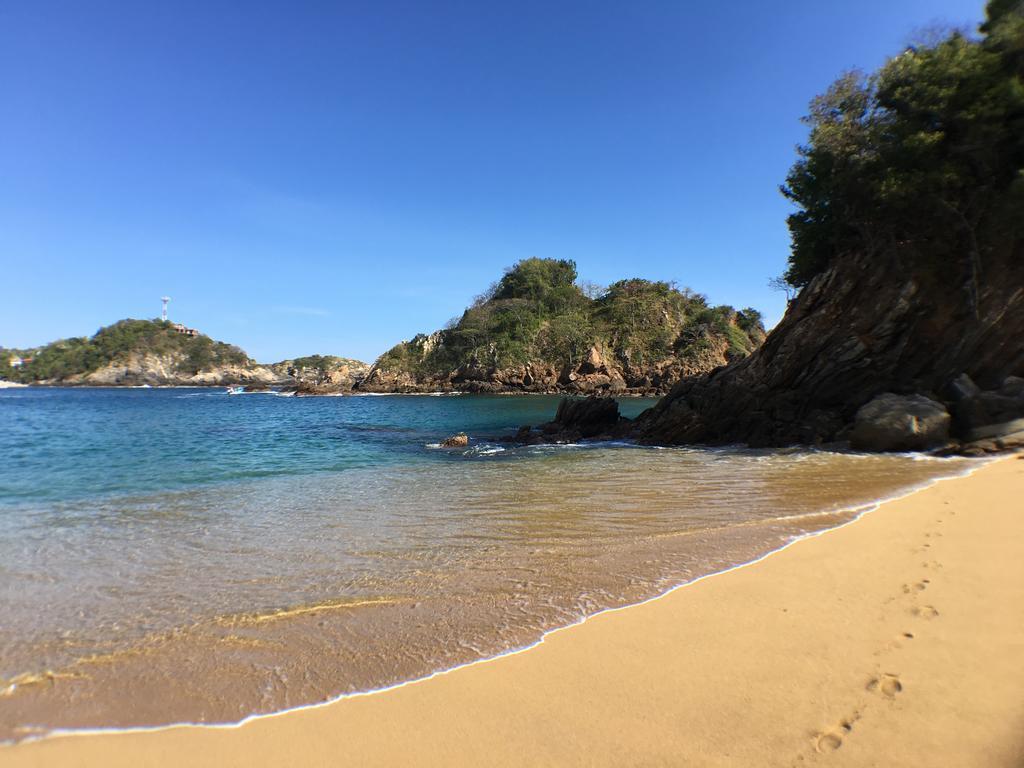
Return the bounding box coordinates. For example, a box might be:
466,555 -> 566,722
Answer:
0,382 -> 656,397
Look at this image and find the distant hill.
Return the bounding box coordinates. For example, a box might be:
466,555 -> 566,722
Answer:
1,319 -> 284,387
361,258 -> 765,394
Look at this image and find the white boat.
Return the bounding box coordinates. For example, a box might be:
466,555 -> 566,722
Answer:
225,386 -> 245,395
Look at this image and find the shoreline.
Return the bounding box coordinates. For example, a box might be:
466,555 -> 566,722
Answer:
0,448 -> 967,740
6,456 -> 1021,765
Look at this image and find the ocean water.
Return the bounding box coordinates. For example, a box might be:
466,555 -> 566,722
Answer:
0,387 -> 972,740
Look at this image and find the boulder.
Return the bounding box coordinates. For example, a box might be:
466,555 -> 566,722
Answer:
579,346 -> 604,375
952,382 -> 1024,441
440,433 -> 469,448
999,376 -> 1024,398
551,396 -> 621,438
946,373 -> 981,402
850,393 -> 951,452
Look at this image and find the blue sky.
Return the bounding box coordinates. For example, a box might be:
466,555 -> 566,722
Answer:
1,0 -> 985,363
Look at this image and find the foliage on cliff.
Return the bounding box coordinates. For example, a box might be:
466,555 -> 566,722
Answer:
0,319 -> 251,382
637,2 -> 1024,448
372,258 -> 764,381
782,0 -> 1024,301
271,354 -> 368,377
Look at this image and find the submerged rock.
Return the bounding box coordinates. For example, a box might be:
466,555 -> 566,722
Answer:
850,393 -> 951,452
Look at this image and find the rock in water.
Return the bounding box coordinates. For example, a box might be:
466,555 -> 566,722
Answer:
850,393 -> 951,452
549,396 -> 621,438
440,433 -> 469,447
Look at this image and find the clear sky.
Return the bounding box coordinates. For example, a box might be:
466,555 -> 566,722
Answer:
1,0 -> 985,363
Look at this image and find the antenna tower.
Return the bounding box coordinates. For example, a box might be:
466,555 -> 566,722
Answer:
161,296 -> 171,322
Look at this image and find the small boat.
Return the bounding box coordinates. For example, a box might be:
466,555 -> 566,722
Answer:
225,386 -> 245,395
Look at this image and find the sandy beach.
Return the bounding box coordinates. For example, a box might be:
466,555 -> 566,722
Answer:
5,456 -> 1022,767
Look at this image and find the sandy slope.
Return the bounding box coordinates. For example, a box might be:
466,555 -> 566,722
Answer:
5,457 -> 1023,767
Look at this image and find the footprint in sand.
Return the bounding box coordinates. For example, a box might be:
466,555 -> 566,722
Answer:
814,715 -> 860,754
914,605 -> 940,619
902,581 -> 929,594
868,673 -> 903,698
815,731 -> 843,752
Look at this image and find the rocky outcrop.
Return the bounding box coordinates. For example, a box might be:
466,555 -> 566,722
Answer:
849,393 -> 951,452
357,262 -> 765,395
440,433 -> 469,447
272,357 -> 371,395
359,337 -> 750,397
511,395 -> 631,444
549,396 -> 623,437
635,243 -> 1024,448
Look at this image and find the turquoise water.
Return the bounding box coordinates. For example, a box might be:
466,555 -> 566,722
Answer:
0,388 -> 970,740
0,388 -> 653,504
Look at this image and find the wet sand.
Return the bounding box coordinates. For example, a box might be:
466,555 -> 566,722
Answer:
5,456 -> 1023,767
3,447 -> 957,739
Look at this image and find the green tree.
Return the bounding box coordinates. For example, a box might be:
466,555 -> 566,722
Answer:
781,4 -> 1024,306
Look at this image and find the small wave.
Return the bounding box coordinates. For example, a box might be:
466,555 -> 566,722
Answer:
464,444 -> 506,456
216,597 -> 402,627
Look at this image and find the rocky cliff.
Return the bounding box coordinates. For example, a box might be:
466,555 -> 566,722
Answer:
359,259 -> 765,395
635,244 -> 1024,448
634,6 -> 1024,452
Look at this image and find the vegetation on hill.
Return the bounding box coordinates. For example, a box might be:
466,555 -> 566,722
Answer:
271,354 -> 368,378
781,0 -> 1024,304
0,319 -> 251,383
372,258 -> 764,385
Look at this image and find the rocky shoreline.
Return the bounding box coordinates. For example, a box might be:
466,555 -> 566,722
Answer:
356,343 -> 721,397
487,389 -> 1024,458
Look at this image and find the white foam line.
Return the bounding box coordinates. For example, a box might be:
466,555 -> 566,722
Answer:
15,455 -> 1004,746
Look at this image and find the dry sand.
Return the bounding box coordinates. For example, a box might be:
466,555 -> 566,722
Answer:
5,456 -> 1023,767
